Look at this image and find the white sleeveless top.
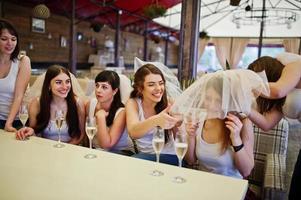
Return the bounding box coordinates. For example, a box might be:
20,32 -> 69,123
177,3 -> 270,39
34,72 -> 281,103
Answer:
276,52 -> 301,122
135,98 -> 175,154
283,88 -> 301,122
0,60 -> 19,120
195,132 -> 242,179
89,98 -> 134,152
39,120 -> 71,142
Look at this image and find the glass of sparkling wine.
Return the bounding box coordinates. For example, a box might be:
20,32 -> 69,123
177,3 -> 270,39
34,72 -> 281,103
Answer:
84,117 -> 97,159
150,126 -> 165,176
173,129 -> 188,183
19,104 -> 28,128
53,110 -> 65,148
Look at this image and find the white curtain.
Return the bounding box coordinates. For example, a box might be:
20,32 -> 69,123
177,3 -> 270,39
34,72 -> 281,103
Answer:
230,38 -> 249,68
213,37 -> 249,69
198,38 -> 210,60
213,38 -> 231,69
283,38 -> 300,54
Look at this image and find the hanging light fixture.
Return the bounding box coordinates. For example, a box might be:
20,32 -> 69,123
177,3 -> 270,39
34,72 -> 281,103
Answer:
32,4 -> 51,19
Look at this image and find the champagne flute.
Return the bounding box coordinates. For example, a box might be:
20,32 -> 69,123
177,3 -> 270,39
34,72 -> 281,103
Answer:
53,110 -> 65,148
173,129 -> 188,183
150,126 -> 165,176
19,104 -> 28,128
84,116 -> 97,159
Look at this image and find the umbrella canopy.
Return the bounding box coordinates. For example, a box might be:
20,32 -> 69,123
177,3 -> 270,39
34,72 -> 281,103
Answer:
154,0 -> 301,37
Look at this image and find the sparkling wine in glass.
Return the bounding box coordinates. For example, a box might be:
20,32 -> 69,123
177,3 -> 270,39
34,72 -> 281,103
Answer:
84,117 -> 97,159
173,129 -> 188,183
150,126 -> 165,176
19,104 -> 28,128
53,110 -> 65,148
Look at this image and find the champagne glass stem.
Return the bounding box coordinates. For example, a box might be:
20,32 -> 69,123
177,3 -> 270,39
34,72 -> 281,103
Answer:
58,128 -> 61,143
178,159 -> 182,168
156,153 -> 160,163
89,138 -> 92,149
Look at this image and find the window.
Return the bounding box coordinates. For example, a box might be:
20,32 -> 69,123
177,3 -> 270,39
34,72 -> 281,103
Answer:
198,43 -> 285,72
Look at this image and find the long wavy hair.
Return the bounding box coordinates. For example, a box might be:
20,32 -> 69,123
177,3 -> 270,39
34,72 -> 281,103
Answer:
35,65 -> 80,139
130,64 -> 169,140
95,70 -> 124,126
0,19 -> 19,61
248,56 -> 286,114
130,64 -> 168,114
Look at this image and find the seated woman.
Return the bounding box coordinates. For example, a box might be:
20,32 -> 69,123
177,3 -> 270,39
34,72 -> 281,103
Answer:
125,64 -> 179,165
16,65 -> 85,145
171,69 -> 270,179
86,70 -> 134,155
183,74 -> 254,178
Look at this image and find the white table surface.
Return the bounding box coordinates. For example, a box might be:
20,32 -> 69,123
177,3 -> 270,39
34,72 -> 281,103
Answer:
0,130 -> 248,200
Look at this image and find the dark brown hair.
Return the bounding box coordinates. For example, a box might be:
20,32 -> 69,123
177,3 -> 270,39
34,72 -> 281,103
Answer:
130,64 -> 169,140
130,64 -> 168,114
95,70 -> 124,126
248,56 -> 286,113
35,65 -> 80,139
0,19 -> 19,60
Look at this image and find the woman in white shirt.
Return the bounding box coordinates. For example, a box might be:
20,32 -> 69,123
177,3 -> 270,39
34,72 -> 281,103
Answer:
85,70 -> 134,154
0,19 -> 31,131
16,65 -> 85,145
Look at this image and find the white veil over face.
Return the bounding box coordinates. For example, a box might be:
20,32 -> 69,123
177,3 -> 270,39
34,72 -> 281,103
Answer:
26,72 -> 87,103
171,69 -> 270,120
134,57 -> 182,101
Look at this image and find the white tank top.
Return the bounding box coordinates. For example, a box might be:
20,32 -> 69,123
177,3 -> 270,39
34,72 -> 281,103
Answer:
195,132 -> 242,179
40,120 -> 71,142
89,98 -> 134,151
283,88 -> 301,122
0,60 -> 19,120
135,98 -> 175,154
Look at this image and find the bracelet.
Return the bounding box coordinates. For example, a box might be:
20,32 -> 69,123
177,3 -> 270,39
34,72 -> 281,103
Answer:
232,143 -> 244,152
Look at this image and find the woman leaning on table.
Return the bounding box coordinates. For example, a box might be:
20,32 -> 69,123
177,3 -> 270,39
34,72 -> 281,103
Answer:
16,65 -> 85,145
0,19 -> 31,131
85,70 -> 134,155
125,63 -> 179,165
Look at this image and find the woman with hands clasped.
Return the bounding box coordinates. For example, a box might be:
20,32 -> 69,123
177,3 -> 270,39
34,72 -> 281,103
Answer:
16,65 -> 85,145
125,64 -> 180,165
184,75 -> 254,179
85,70 -> 134,155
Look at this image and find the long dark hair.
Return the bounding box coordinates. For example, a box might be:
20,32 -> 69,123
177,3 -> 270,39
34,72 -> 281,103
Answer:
35,65 -> 80,139
95,70 -> 124,126
130,64 -> 169,140
0,19 -> 19,60
248,56 -> 286,114
130,64 -> 168,114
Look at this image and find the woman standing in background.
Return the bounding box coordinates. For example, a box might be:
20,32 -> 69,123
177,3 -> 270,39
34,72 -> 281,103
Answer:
0,19 -> 31,131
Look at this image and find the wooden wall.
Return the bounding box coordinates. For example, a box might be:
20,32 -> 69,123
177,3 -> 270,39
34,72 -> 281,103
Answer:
2,2 -> 178,68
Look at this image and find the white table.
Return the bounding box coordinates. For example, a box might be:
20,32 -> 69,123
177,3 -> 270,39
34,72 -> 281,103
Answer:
0,130 -> 248,200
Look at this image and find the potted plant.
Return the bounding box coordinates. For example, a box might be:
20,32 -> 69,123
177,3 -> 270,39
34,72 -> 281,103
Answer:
143,4 -> 167,19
